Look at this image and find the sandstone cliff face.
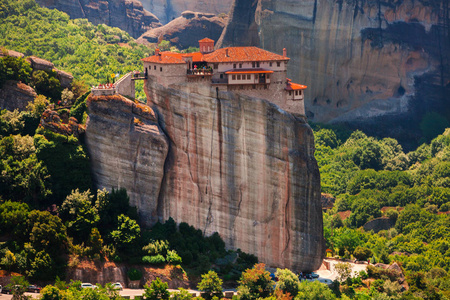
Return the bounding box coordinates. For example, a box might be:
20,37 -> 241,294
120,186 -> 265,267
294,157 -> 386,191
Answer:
36,0 -> 161,38
139,0 -> 232,24
146,80 -> 323,271
0,81 -> 37,112
137,11 -> 227,49
85,95 -> 169,226
86,81 -> 324,271
218,0 -> 450,140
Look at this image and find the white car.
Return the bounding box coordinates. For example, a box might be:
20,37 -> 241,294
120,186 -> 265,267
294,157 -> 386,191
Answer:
112,282 -> 123,291
81,283 -> 97,289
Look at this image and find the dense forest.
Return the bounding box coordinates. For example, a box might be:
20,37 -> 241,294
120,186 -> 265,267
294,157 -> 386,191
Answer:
1,0 -> 450,299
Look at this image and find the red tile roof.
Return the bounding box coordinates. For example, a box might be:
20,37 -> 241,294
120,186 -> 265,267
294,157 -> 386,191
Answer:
199,38 -> 214,43
285,82 -> 307,90
203,47 -> 289,63
225,68 -> 274,74
142,51 -> 187,64
142,46 -> 289,65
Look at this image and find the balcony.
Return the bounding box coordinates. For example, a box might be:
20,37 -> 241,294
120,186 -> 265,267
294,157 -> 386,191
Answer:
132,72 -> 147,80
187,69 -> 213,76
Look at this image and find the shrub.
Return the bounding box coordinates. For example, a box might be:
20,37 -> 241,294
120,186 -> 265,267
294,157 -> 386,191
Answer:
127,268 -> 142,281
166,250 -> 182,265
142,254 -> 166,265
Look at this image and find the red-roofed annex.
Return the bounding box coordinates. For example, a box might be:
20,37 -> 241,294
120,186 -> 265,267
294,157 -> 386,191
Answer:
141,38 -> 307,115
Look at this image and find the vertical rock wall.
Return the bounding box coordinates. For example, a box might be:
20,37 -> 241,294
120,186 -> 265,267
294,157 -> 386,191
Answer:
139,0 -> 233,24
85,95 -> 169,226
218,0 -> 450,140
145,80 -> 323,271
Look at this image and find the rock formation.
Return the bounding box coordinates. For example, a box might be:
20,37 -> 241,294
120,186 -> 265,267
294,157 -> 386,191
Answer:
85,94 -> 169,226
139,0 -> 232,24
218,0 -> 450,143
86,79 -> 324,271
137,11 -> 227,49
36,0 -> 162,38
0,81 -> 37,112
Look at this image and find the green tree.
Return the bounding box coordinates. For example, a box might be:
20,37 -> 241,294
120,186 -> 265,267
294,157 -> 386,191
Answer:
40,285 -> 62,300
0,250 -> 16,271
353,246 -> 373,261
31,70 -> 63,102
144,277 -> 170,300
334,262 -> 352,283
315,128 -> 339,148
237,263 -> 274,300
171,288 -> 193,300
59,189 -> 99,243
296,280 -> 336,300
110,214 -> 141,251
26,210 -> 67,255
7,276 -> 29,300
350,197 -> 381,228
197,270 -> 223,300
0,55 -> 32,87
274,268 -> 300,298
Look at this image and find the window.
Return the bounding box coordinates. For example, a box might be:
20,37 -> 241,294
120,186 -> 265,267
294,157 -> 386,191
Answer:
220,74 -> 223,79
295,91 -> 298,96
214,63 -> 218,69
247,74 -> 251,80
267,74 -> 270,79
289,91 -> 292,96
232,75 -> 236,80
154,65 -> 156,70
270,62 -> 272,67
233,63 -> 237,69
237,74 -> 241,80
256,62 -> 260,67
252,62 -> 255,68
299,90 -> 302,95
160,67 -> 162,72
277,62 -> 281,67
239,63 -> 242,68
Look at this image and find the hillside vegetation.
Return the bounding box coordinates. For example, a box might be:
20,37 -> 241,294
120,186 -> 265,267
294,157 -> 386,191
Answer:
315,125 -> 450,298
0,0 -> 152,85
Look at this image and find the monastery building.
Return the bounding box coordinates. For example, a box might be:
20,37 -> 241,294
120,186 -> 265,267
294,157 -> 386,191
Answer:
141,38 -> 307,116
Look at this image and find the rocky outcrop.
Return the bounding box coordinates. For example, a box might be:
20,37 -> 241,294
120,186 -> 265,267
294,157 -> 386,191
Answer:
85,94 -> 169,226
86,81 -> 324,271
36,0 -> 162,38
363,217 -> 396,233
137,11 -> 227,49
40,109 -> 86,138
218,0 -> 450,143
139,0 -> 232,24
67,259 -> 188,288
0,81 -> 37,112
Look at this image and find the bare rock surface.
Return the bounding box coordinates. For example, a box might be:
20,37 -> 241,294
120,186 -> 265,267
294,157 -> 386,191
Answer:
36,0 -> 162,38
218,0 -> 450,142
137,11 -> 227,49
144,79 -> 324,271
139,0 -> 232,24
0,81 -> 37,112
85,94 -> 169,226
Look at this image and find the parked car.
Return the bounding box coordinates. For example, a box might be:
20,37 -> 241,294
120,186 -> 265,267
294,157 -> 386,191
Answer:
81,283 -> 97,289
112,282 -> 123,291
311,272 -> 319,278
27,285 -> 42,293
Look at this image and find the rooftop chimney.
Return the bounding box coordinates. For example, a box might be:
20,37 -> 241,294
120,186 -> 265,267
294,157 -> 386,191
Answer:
226,49 -> 229,57
155,48 -> 160,56
283,48 -> 287,57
